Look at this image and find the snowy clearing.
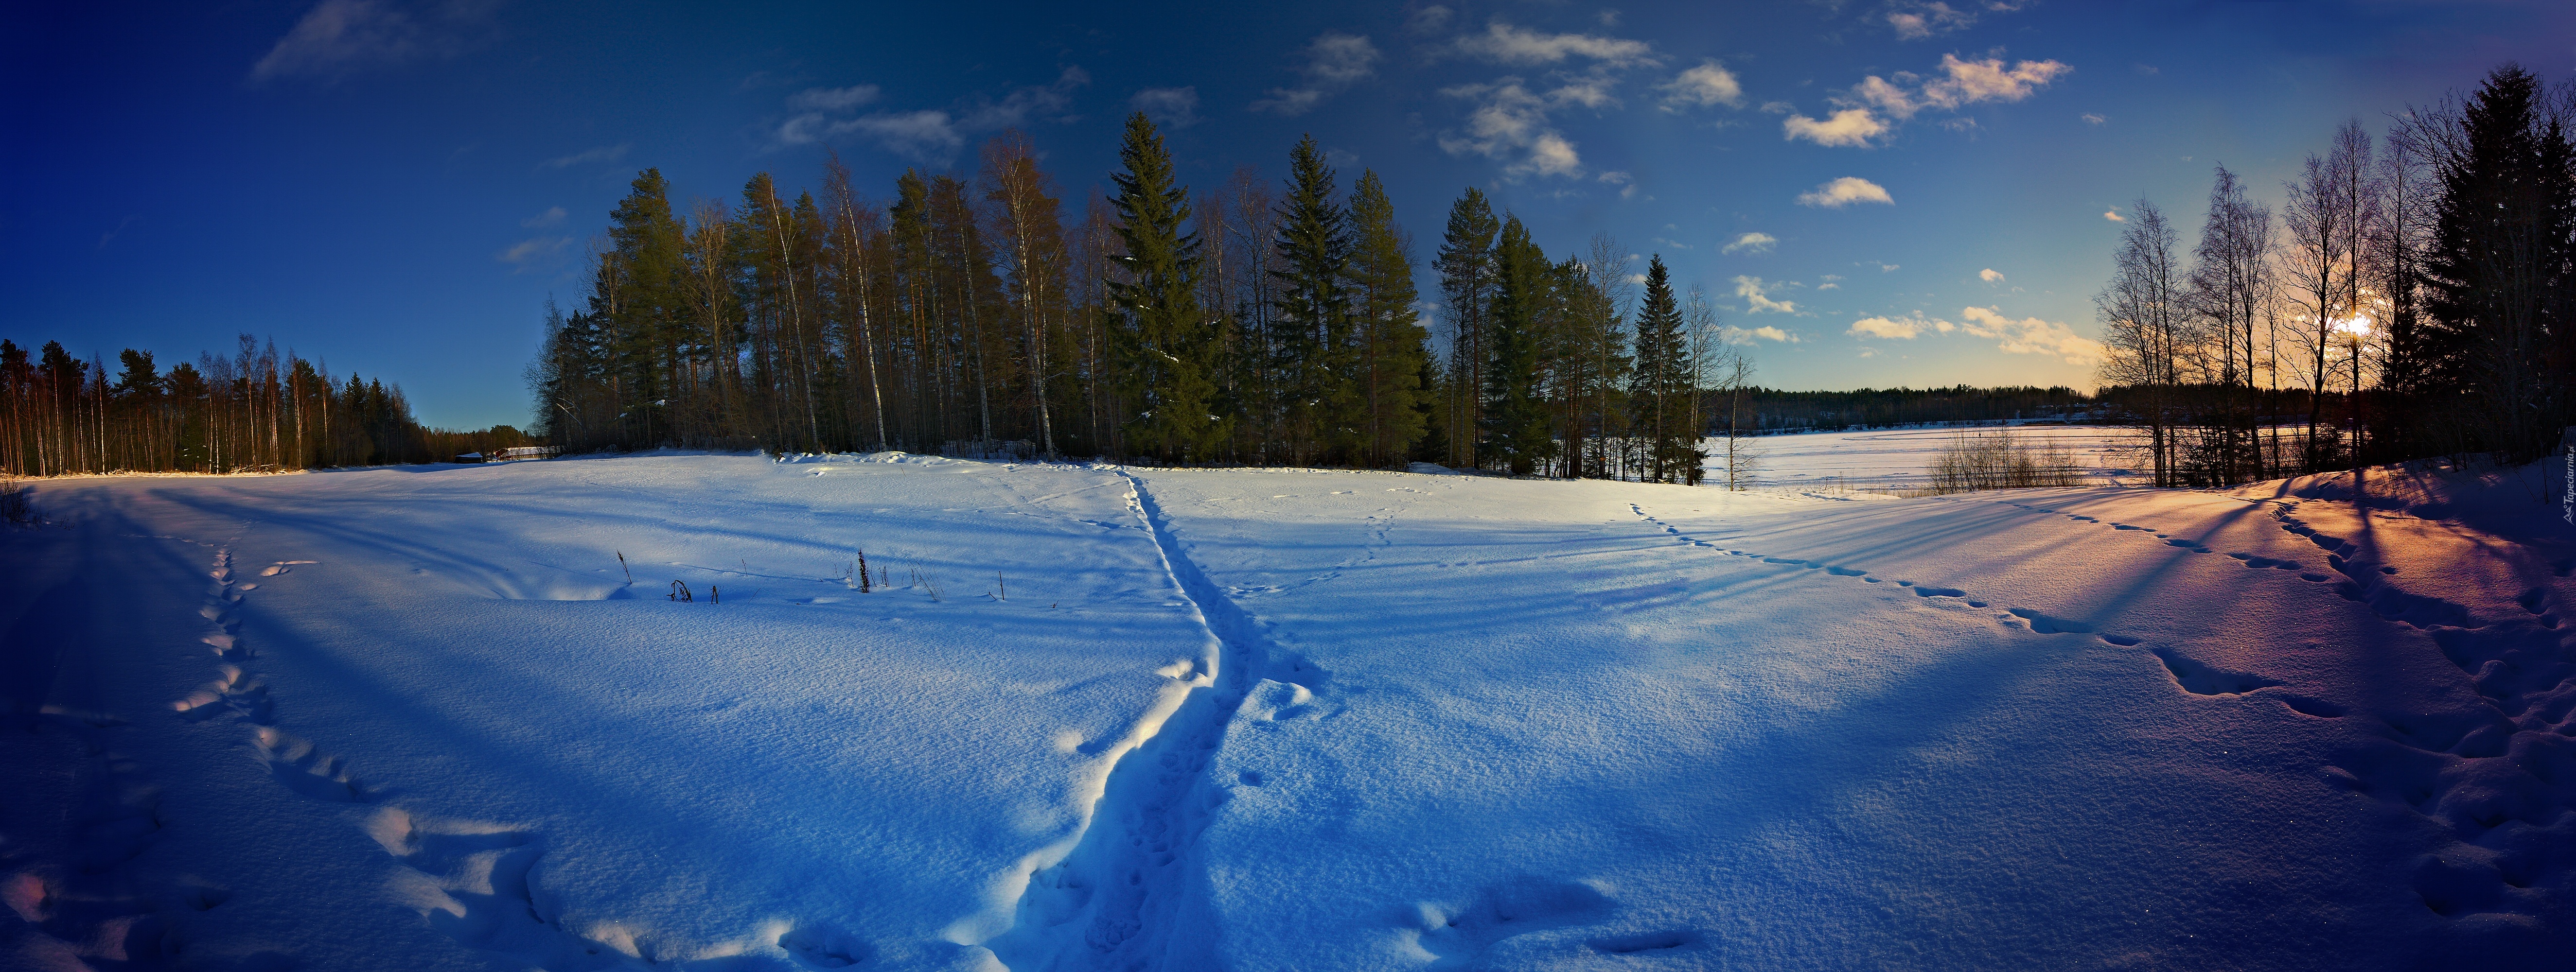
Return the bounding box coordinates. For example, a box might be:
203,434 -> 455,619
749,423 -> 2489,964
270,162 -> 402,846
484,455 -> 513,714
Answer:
1717,425 -> 2138,492
3,451 -> 2571,970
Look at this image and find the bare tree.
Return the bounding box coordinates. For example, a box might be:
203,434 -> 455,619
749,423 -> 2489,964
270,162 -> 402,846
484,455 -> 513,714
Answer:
2280,119 -> 2374,469
2095,197 -> 2186,486
2187,165 -> 2276,481
981,131 -> 1065,458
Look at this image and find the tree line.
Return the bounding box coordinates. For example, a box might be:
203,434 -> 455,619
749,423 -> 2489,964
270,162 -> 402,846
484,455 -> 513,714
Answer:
529,114 -> 1752,484
0,333 -> 528,477
2096,63 -> 2576,486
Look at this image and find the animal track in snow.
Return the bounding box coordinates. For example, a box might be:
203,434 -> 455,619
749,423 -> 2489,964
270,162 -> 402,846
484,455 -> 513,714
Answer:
1629,503 -> 2132,639
254,728 -> 374,802
2265,498 -> 2576,928
2148,647 -> 2283,696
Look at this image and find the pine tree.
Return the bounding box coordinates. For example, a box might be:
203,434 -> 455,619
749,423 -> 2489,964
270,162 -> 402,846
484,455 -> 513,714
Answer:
1347,170 -> 1430,467
1632,257 -> 1694,481
1480,216 -> 1553,475
2419,63 -> 2576,457
1436,188 -> 1500,468
1109,112 -> 1228,462
1270,135 -> 1357,463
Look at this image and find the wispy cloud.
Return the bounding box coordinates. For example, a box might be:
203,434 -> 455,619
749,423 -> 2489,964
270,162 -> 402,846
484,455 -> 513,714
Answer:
1979,267 -> 2004,283
1784,53 -> 2070,147
496,235 -> 571,273
789,84 -> 880,112
540,144 -> 630,171
1131,87 -> 1200,128
2103,208 -> 2126,223
1726,325 -> 1797,343
1734,276 -> 1801,314
1437,78 -> 1591,178
97,215 -> 141,251
1782,109 -> 1888,147
1659,60 -> 1744,111
1797,176 -> 1893,208
2081,112 -> 2106,125
249,0 -> 488,84
1961,306 -> 2103,365
1253,32 -> 1380,116
1450,21 -> 1656,68
1842,305 -> 2101,366
1721,232 -> 1777,255
1884,1 -> 1975,40
521,206 -> 566,228
775,67 -> 1088,160
1432,20 -> 1661,183
1847,312 -> 1948,339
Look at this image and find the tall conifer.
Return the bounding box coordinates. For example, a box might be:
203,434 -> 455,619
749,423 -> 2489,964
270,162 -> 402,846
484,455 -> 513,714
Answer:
1109,113 -> 1228,461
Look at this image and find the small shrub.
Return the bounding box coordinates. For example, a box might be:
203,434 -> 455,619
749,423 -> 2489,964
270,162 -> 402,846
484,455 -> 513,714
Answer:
1927,430 -> 2085,494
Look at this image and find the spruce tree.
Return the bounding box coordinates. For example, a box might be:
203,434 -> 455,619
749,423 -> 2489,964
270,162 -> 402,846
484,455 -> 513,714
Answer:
1480,216 -> 1553,475
1436,189 -> 1500,468
1270,135 -> 1357,463
2421,64 -> 2576,456
1631,256 -> 1696,482
1109,112 -> 1228,462
1346,170 -> 1430,467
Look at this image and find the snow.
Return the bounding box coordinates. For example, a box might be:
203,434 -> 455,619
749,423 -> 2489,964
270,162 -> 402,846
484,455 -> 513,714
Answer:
4,446 -> 2571,970
1716,424 -> 2137,491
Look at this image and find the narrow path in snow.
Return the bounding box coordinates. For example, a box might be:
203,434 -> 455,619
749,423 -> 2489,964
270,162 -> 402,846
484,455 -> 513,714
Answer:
995,470 -> 1322,970
1624,500 -> 2302,701
172,538 -> 665,970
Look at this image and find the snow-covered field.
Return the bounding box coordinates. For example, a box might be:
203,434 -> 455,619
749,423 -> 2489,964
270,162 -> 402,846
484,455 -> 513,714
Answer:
1719,424 -> 2138,492
4,448 -> 2571,970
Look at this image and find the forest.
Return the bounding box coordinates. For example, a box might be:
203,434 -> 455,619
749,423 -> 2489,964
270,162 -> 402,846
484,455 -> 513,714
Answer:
525,118 -> 1743,484
2094,64 -> 2576,486
0,333 -> 531,477
9,65 -> 2567,487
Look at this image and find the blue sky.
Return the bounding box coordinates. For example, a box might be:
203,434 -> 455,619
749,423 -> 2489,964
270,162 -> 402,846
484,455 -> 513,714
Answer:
7,0 -> 2573,430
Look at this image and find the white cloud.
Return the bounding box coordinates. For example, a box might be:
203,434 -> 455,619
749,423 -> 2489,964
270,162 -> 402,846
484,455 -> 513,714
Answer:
2082,112 -> 2106,125
1452,22 -> 1656,68
1131,87 -> 1200,128
1797,176 -> 1893,208
1865,317 -> 1926,339
1254,32 -> 1381,115
496,236 -> 570,272
1960,306 -> 2105,366
790,85 -> 881,112
521,206 -> 566,228
1437,78 -> 1593,178
248,0 -> 485,82
1920,54 -> 2069,109
1784,53 -> 2070,148
1856,310 -> 1959,339
2103,208 -> 2126,223
1659,60 -> 1744,111
1409,5 -> 1455,33
1758,100 -> 1796,114
1598,171 -> 1637,199
1884,1 -> 1994,40
777,68 -> 1086,159
1979,268 -> 2004,283
541,144 -> 630,170
838,110 -> 964,157
1782,108 -> 1889,147
1727,325 -> 1797,343
1734,276 -> 1800,314
1722,232 -> 1777,255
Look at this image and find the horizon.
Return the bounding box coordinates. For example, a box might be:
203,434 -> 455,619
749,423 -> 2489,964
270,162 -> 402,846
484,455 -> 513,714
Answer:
8,0 -> 2574,429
